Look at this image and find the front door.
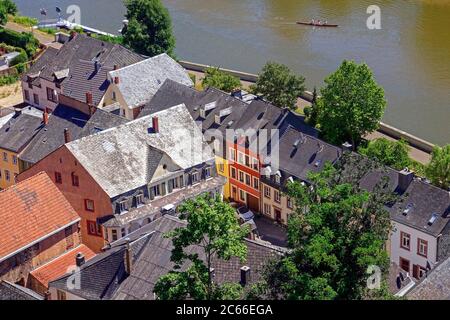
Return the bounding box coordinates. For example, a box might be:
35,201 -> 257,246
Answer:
246,194 -> 259,212
275,209 -> 282,223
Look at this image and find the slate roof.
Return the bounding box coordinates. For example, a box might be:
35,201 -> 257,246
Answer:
109,54 -> 193,108
65,104 -> 214,198
0,281 -> 44,300
261,126 -> 341,186
23,34 -> 144,106
50,215 -> 283,300
0,108 -> 43,153
390,180 -> 450,237
30,244 -> 96,289
0,172 -> 80,262
407,255 -> 450,300
19,105 -> 128,164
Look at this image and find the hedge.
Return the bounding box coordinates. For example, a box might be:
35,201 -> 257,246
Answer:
0,27 -> 39,57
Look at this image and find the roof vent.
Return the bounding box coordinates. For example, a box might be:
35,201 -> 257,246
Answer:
403,203 -> 414,216
314,159 -> 322,167
428,213 -> 439,226
75,253 -> 85,267
293,139 -> 301,149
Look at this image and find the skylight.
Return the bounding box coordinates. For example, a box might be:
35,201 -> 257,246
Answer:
428,213 -> 439,226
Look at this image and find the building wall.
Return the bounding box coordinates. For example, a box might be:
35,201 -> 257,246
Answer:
57,94 -> 94,116
0,148 -> 19,189
0,223 -> 80,288
390,221 -> 438,278
215,156 -> 230,199
22,78 -> 60,111
102,82 -> 130,118
260,181 -> 293,225
17,147 -> 113,253
48,287 -> 85,300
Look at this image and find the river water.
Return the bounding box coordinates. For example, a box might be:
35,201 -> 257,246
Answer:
13,0 -> 450,145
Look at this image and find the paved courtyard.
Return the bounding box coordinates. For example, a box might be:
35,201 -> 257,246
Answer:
253,215 -> 288,248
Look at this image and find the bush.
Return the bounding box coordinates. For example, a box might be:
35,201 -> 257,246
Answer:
2,0 -> 17,15
39,27 -> 57,35
12,15 -> 38,27
202,67 -> 241,92
13,62 -> 27,74
10,51 -> 27,66
0,28 -> 39,57
0,74 -> 19,86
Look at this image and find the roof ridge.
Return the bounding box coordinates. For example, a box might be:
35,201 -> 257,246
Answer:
109,53 -> 169,75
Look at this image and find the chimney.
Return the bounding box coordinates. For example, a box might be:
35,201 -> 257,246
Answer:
44,291 -> 51,300
113,64 -> 119,70
114,76 -> 120,85
152,116 -> 159,133
85,91 -> 93,106
14,108 -> 22,117
75,253 -> 85,267
398,168 -> 414,193
342,142 -> 353,152
43,109 -> 49,125
124,240 -> 133,275
64,128 -> 71,143
240,266 -> 251,287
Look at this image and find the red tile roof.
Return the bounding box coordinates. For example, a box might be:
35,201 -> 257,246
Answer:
30,244 -> 95,288
0,172 -> 80,261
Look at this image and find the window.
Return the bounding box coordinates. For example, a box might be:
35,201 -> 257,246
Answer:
46,87 -> 57,102
119,200 -> 129,213
204,167 -> 212,179
24,89 -> 30,101
399,257 -> 410,273
33,93 -> 39,105
231,167 -> 237,179
152,185 -> 161,197
111,229 -> 118,242
238,152 -> 244,165
55,172 -> 62,184
264,185 -> 271,198
12,155 -> 17,165
85,199 -> 95,212
5,170 -> 10,181
245,174 -> 251,186
245,155 -> 250,167
3,152 -> 7,162
239,171 -> 244,183
121,228 -> 126,238
274,190 -> 281,203
253,177 -> 259,190
218,163 -> 224,173
229,148 -> 236,162
252,158 -> 258,171
239,189 -> 246,202
287,197 -> 293,209
136,194 -> 144,207
417,238 -> 428,258
71,172 -> 79,187
400,232 -> 411,251
87,220 -> 102,237
275,174 -> 281,184
264,203 -> 271,216
191,172 -> 199,184
57,290 -> 67,301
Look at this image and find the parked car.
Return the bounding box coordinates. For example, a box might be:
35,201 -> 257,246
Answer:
237,205 -> 255,222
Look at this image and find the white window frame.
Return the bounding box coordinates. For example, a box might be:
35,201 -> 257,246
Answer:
239,189 -> 246,202
274,190 -> 281,203
136,194 -> 144,207
264,185 -> 271,198
119,200 -> 129,213
229,148 -> 236,162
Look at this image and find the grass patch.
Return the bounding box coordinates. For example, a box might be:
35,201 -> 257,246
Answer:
38,27 -> 57,35
12,15 -> 39,27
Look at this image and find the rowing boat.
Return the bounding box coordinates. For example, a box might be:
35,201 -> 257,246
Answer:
296,21 -> 338,28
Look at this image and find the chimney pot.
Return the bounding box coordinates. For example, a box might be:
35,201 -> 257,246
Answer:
64,128 -> 71,143
75,252 -> 85,267
152,116 -> 159,133
114,76 -> 120,85
43,109 -> 49,125
342,142 -> 353,152
124,241 -> 133,275
113,64 -> 119,70
240,266 -> 251,287
86,91 -> 93,106
14,108 -> 22,116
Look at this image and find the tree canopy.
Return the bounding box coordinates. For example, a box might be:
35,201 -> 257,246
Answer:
202,67 -> 241,92
153,194 -> 249,300
359,138 -> 411,171
252,62 -> 305,110
426,145 -> 450,190
122,0 -> 176,57
317,60 -> 386,147
250,154 -> 396,300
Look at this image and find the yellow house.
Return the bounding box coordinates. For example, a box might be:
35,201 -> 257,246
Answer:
215,156 -> 231,199
0,108 -> 44,190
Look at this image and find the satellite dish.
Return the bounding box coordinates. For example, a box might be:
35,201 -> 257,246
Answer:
56,7 -> 62,13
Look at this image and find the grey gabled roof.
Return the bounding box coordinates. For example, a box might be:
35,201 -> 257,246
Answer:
50,215 -> 283,300
19,105 -> 128,165
23,34 -> 144,106
109,54 -> 193,108
0,281 -> 44,300
0,108 -> 43,153
65,104 -> 214,198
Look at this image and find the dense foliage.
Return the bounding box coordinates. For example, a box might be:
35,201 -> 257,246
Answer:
202,67 -> 241,92
359,138 -> 411,171
122,0 -> 176,57
252,62 -> 305,110
426,145 -> 450,190
154,194 -> 249,300
0,28 -> 39,57
250,154 -> 396,300
317,60 -> 386,147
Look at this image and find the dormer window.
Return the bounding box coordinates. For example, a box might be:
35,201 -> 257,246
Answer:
119,200 -> 129,213
199,108 -> 206,119
135,194 -> 144,207
275,171 -> 281,184
204,167 -> 212,179
191,172 -> 199,184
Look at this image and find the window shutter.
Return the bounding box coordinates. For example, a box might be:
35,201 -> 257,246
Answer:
188,173 -> 192,185
161,183 -> 166,196
180,175 -> 185,188
168,180 -> 173,193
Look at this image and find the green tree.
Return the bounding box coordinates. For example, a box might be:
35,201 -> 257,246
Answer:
153,194 -> 250,300
317,60 -> 386,147
1,0 -> 17,15
426,145 -> 450,190
0,4 -> 7,25
252,62 -> 305,110
122,0 -> 176,57
202,67 -> 241,92
359,138 -> 411,171
251,154 -> 396,300
304,86 -> 319,126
